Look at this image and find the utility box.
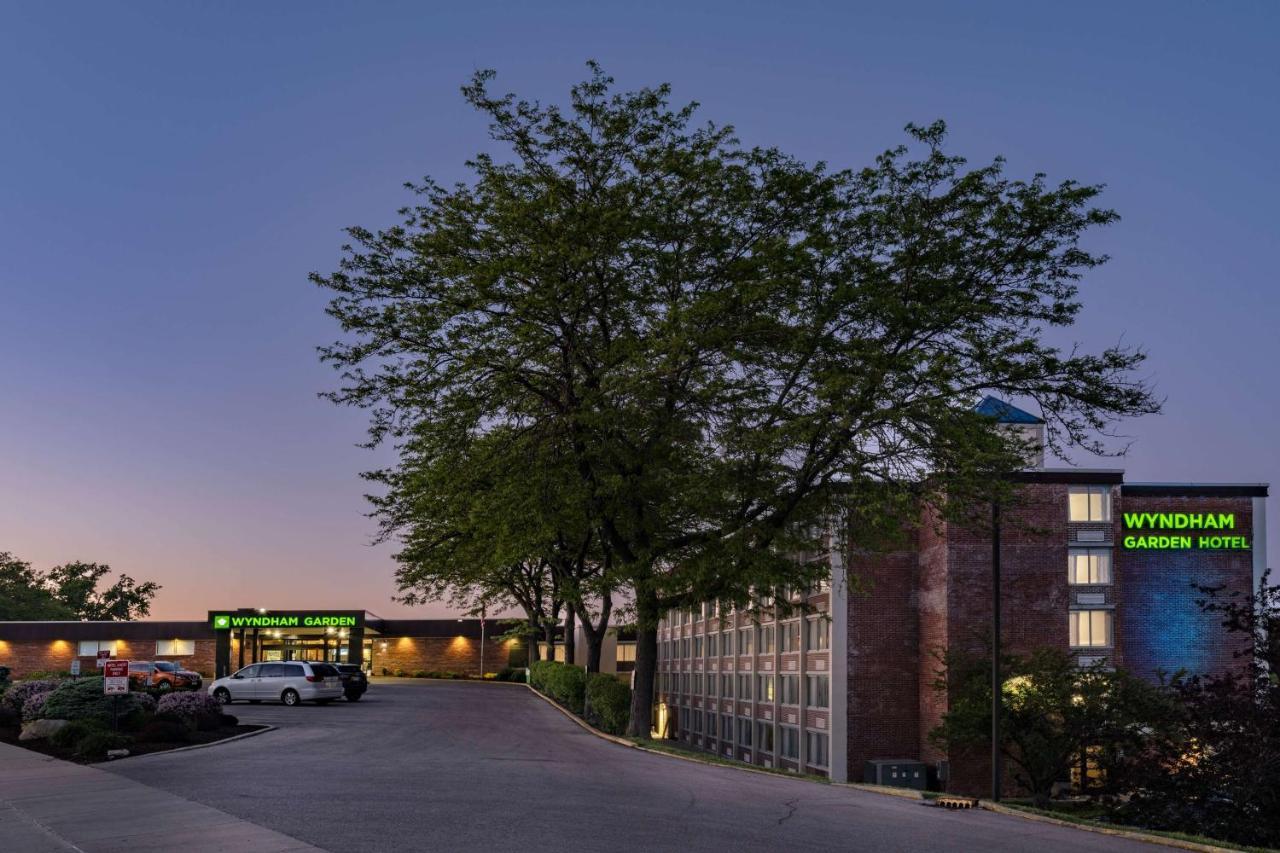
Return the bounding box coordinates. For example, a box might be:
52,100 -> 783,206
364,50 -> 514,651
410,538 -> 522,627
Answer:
864,759 -> 927,790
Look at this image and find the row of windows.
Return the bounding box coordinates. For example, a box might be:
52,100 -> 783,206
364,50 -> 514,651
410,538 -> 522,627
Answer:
77,640 -> 196,657
679,712 -> 829,767
667,582 -> 832,627
660,672 -> 830,707
662,618 -> 829,659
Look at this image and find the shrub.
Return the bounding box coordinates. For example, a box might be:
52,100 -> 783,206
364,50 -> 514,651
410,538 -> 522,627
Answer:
529,661 -> 587,713
0,705 -> 19,728
74,730 -> 132,759
137,719 -> 192,744
20,670 -> 73,680
21,689 -> 55,722
584,673 -> 631,736
156,690 -> 222,721
50,719 -> 105,750
495,667 -> 526,683
2,679 -> 63,716
39,677 -> 154,724
412,670 -> 428,678
394,669 -> 406,677
220,712 -> 238,727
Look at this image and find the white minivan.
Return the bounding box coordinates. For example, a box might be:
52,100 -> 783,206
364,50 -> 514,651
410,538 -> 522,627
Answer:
208,661 -> 344,706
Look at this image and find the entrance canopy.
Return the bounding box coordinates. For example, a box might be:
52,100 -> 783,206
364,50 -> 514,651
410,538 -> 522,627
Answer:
209,609 -> 380,677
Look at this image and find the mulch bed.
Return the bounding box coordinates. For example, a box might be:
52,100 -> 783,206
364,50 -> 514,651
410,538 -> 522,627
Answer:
0,723 -> 267,764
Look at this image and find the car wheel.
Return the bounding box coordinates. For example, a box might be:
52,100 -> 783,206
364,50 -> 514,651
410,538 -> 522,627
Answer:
345,693 -> 362,702
156,680 -> 172,693
213,688 -> 231,705
281,688 -> 300,706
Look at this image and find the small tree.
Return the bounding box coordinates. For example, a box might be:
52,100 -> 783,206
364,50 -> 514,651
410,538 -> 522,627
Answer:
930,646 -> 1171,806
0,552 -> 158,621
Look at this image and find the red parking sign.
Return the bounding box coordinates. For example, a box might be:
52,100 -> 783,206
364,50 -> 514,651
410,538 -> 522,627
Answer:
103,660 -> 128,678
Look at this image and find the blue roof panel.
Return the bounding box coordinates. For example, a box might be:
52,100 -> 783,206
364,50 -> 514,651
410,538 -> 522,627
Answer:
974,396 -> 1044,424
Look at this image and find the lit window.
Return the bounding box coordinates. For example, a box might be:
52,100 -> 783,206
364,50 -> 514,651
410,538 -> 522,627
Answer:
156,639 -> 195,656
1068,549 -> 1112,585
780,726 -> 800,759
757,674 -> 775,702
806,731 -> 830,768
806,617 -> 830,651
77,640 -> 116,657
806,675 -> 829,708
780,674 -> 800,704
1069,610 -> 1113,648
1068,486 -> 1111,522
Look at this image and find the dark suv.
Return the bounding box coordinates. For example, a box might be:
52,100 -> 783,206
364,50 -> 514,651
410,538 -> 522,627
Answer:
333,664 -> 368,702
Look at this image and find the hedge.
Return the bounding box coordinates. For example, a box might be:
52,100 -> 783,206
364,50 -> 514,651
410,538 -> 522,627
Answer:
528,661 -> 587,713
39,677 -> 155,725
584,673 -> 631,736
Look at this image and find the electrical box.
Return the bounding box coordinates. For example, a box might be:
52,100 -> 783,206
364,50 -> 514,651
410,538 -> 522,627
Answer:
864,759 -> 927,790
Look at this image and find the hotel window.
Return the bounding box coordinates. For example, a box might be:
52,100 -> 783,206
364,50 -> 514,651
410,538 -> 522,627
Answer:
755,720 -> 775,752
721,674 -> 733,696
737,716 -> 753,747
722,629 -> 733,656
780,726 -> 800,759
692,710 -> 703,733
681,637 -> 690,658
737,673 -> 753,700
77,641 -> 116,657
693,673 -> 703,694
738,627 -> 753,655
155,639 -> 195,656
757,674 -> 775,702
1068,485 -> 1111,522
1069,548 -> 1112,585
693,635 -> 703,657
758,624 -> 775,654
1069,610 -> 1113,648
806,731 -> 830,768
780,674 -> 800,704
681,673 -> 690,693
707,633 -> 717,657
806,675 -> 830,708
780,620 -> 801,652
616,643 -> 637,664
721,713 -> 733,741
707,713 -> 718,738
806,617 -> 830,651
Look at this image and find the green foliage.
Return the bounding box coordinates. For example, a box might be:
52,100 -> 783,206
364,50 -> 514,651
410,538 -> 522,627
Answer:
930,646 -> 1173,806
73,730 -> 132,759
529,661 -> 587,713
39,677 -> 155,725
494,667 -> 526,683
0,551 -> 159,620
584,673 -> 631,735
314,64 -> 1161,736
412,670 -> 428,678
50,719 -> 105,749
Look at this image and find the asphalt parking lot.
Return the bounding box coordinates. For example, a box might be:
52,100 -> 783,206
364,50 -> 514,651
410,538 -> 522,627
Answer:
106,680 -> 1156,853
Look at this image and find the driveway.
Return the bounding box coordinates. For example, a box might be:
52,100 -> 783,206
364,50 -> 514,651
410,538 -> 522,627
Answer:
107,680 -> 1155,853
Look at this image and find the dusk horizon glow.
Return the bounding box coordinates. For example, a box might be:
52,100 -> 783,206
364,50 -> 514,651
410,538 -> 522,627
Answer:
2,2 -> 1276,621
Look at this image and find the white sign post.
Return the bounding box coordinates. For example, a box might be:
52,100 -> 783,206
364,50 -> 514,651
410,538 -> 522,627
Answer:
69,659 -> 81,677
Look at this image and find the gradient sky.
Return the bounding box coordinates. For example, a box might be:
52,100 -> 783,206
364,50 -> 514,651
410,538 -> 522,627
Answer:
1,2 -> 1276,620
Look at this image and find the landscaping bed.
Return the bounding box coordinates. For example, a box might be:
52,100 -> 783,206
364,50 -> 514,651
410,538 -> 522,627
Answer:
0,718 -> 266,763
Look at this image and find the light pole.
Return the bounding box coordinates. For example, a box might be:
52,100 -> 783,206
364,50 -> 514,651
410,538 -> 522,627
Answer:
991,498 -> 1003,803
479,605 -> 486,677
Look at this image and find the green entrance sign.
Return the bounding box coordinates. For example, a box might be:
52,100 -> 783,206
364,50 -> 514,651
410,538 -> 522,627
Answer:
208,612 -> 359,630
1122,512 -> 1250,550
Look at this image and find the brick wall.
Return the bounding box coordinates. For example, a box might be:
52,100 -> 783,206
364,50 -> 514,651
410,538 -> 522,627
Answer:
370,636 -> 517,676
0,638 -> 218,678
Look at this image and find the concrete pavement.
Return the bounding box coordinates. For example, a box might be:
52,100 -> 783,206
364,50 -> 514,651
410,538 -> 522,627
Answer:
104,679 -> 1161,853
0,740 -> 317,852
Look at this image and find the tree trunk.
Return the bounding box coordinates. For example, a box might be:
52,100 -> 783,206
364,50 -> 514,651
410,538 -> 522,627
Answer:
564,607 -> 577,667
627,587 -> 660,737
543,621 -> 556,662
577,591 -> 613,673
524,610 -> 541,663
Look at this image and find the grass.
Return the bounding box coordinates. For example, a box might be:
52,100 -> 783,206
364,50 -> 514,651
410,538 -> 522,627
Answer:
997,801 -> 1276,853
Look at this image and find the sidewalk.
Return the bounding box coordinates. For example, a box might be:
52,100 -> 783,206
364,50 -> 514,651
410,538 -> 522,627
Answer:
0,741 -> 319,852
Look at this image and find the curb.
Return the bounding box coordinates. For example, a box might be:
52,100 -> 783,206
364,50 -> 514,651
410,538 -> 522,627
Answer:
103,725 -> 276,762
979,802 -> 1240,853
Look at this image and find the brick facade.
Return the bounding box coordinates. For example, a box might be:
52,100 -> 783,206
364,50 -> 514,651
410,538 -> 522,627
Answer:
371,636 -> 518,676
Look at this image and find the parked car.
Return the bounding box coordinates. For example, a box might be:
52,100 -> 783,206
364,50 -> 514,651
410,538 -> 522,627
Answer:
207,661 -> 343,706
128,660 -> 203,692
333,664 -> 368,702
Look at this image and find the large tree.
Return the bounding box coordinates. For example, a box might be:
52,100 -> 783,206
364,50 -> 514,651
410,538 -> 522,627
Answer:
314,64 -> 1158,735
0,553 -> 159,621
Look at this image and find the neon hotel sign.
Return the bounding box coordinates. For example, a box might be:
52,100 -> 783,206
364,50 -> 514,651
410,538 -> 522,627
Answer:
1122,512 -> 1250,550
210,613 -> 358,630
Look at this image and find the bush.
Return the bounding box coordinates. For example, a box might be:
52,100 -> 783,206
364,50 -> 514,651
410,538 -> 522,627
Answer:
2,679 -> 64,716
20,670 -> 74,680
220,712 -> 238,727
584,673 -> 631,736
393,669 -> 406,677
495,667 -> 526,683
529,661 -> 587,713
21,689 -> 55,722
156,690 -> 222,720
137,719 -> 192,744
50,719 -> 105,750
39,677 -> 154,725
74,730 -> 132,759
412,670 -> 428,678
0,705 -> 19,728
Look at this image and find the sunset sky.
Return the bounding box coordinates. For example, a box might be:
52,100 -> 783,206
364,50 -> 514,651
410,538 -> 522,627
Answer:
1,2 -> 1275,620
